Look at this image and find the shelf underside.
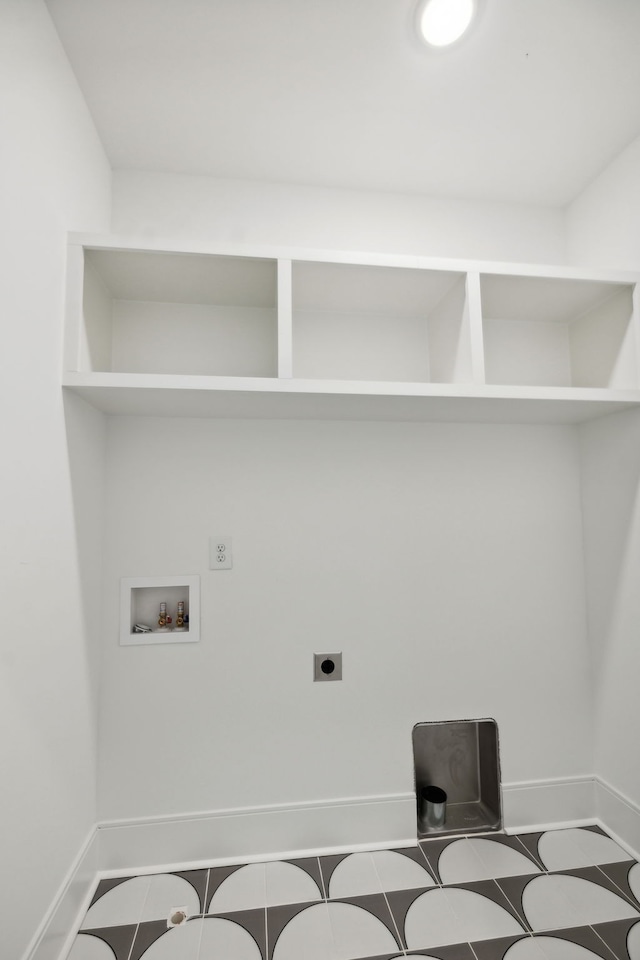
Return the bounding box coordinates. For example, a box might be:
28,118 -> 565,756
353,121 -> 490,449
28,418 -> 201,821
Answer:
63,374 -> 640,424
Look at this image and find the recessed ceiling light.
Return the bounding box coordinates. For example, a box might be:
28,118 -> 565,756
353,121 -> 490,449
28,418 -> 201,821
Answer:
417,0 -> 477,48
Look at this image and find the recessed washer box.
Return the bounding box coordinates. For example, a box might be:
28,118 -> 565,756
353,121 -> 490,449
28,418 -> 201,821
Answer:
413,718 -> 502,837
120,575 -> 200,646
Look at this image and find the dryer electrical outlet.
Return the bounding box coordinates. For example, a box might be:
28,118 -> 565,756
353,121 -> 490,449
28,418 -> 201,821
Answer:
314,653 -> 342,681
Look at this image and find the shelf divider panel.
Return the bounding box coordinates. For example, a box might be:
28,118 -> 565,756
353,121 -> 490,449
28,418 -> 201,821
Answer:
277,258 -> 293,379
466,271 -> 486,385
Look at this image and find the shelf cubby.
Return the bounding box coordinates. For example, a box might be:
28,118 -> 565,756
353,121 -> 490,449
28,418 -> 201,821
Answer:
480,273 -> 639,389
292,261 -> 471,384
78,248 -> 278,378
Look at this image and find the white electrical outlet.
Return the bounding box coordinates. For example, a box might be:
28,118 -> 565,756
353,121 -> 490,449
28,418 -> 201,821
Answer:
209,537 -> 232,570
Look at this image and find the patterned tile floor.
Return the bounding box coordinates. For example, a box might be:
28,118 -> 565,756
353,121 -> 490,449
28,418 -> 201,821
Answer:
66,826 -> 640,960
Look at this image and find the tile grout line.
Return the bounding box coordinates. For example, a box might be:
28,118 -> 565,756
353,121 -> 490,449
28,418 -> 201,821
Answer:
201,866 -> 211,918
492,875 -> 535,935
263,905 -> 268,960
512,833 -> 548,873
416,840 -> 443,885
261,861 -> 268,927
126,875 -> 153,960
587,923 -> 627,960
593,862 -> 640,910
324,895 -> 342,960
379,888 -> 408,955
193,900 -> 206,960
317,855 -> 328,900
418,841 -> 442,887
469,939 -> 485,960
460,836 -> 496,882
369,853 -> 409,955
487,877 -> 533,937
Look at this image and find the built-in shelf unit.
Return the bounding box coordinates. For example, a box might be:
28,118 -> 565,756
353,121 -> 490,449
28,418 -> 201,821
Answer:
63,235 -> 640,424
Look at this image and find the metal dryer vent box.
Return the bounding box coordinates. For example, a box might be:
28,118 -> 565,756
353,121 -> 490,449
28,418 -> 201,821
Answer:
412,718 -> 502,838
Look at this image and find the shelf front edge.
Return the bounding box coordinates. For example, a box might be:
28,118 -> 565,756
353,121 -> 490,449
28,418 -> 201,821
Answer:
62,375 -> 640,424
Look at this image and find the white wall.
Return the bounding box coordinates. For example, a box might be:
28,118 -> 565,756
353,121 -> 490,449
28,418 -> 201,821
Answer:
3,1 -> 638,949
567,136 -> 640,816
99,417 -> 591,822
0,3 -> 110,958
567,133 -> 640,271
579,407 -> 640,805
112,171 -> 567,265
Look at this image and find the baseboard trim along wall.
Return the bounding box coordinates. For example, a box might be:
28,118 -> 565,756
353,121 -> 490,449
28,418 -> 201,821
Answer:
96,792 -> 419,876
23,826 -> 99,960
595,776 -> 640,861
502,775 -> 597,833
27,776 -> 640,960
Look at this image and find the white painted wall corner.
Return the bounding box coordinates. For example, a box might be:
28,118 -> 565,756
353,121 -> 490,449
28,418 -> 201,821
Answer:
22,826 -> 99,960
594,776 -> 640,861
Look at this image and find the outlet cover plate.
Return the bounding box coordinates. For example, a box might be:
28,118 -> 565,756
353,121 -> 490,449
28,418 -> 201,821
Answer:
209,536 -> 232,570
314,652 -> 342,681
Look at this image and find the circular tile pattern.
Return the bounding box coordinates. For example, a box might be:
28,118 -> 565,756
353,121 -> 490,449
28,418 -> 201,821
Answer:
507,937 -> 607,960
469,838 -> 540,877
82,877 -> 150,929
438,838 -> 539,884
142,917 -> 261,960
272,903 -> 334,959
328,901 -> 399,956
628,920 -> 640,960
522,874 -> 638,930
329,850 -> 435,897
405,887 -> 522,949
537,829 -> 630,871
208,864 -> 265,913
66,828 -> 640,960
82,875 -> 201,929
328,853 -> 381,898
628,862 -> 640,903
265,861 -> 322,906
370,849 -> 436,891
67,934 -> 117,960
272,902 -> 398,960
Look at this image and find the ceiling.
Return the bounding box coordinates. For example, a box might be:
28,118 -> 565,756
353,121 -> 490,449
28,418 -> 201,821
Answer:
45,0 -> 640,206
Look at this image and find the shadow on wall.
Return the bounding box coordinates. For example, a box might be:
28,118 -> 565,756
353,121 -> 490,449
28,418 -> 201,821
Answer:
63,390 -> 107,712
579,405 -> 640,796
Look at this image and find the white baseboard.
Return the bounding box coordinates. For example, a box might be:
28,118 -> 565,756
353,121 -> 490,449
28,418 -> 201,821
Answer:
595,776 -> 640,860
29,776 -> 640,960
502,775 -> 597,832
96,792 -> 418,876
21,827 -> 99,960
95,778 -> 600,876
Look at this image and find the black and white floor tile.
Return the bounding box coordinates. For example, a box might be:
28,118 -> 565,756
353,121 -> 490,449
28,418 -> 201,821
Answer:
67,827 -> 640,960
